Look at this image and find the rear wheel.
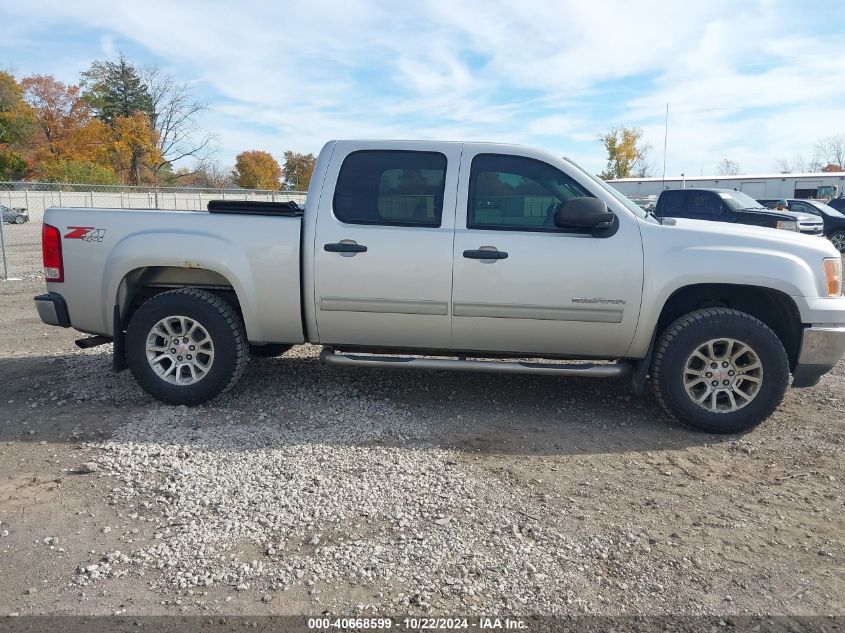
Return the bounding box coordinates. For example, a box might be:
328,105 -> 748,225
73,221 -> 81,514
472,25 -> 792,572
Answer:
14,215 -> 25,224
126,288 -> 248,405
652,308 -> 789,433
829,231 -> 845,253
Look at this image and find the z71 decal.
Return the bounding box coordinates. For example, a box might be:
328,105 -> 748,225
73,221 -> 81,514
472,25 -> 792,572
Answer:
65,226 -> 106,242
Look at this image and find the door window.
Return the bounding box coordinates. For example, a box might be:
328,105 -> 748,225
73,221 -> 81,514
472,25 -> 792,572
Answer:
467,154 -> 592,231
688,191 -> 723,217
333,150 -> 447,227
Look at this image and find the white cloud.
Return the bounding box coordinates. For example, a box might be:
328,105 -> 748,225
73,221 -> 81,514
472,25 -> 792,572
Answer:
2,0 -> 844,175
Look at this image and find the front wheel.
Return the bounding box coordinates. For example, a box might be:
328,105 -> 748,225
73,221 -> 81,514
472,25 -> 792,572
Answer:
651,308 -> 789,433
829,231 -> 845,253
14,215 -> 25,224
125,288 -> 248,405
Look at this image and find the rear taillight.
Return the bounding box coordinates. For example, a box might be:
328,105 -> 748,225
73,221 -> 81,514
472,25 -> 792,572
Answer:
42,223 -> 64,282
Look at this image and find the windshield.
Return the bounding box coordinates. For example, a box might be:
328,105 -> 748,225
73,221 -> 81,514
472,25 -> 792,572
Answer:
808,200 -> 845,219
717,190 -> 765,211
563,157 -> 650,219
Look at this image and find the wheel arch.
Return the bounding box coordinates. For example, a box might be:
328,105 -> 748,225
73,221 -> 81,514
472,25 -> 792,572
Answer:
113,265 -> 257,340
652,283 -> 803,370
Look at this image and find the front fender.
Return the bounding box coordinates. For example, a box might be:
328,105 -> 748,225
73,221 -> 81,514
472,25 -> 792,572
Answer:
629,222 -> 831,357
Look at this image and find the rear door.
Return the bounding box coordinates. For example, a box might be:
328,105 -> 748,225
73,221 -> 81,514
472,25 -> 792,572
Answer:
450,147 -> 644,357
312,142 -> 460,349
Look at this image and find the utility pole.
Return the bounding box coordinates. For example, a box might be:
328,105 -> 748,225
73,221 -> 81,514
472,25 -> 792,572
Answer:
661,103 -> 669,190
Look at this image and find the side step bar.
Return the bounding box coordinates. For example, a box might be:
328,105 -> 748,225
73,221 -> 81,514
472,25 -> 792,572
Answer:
320,348 -> 632,378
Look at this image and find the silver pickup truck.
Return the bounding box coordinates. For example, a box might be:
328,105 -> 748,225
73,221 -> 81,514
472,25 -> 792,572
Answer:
35,140 -> 845,433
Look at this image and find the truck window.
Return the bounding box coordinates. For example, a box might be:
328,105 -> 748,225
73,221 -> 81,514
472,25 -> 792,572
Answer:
467,154 -> 592,231
333,150 -> 447,227
688,191 -> 723,217
659,190 -> 685,216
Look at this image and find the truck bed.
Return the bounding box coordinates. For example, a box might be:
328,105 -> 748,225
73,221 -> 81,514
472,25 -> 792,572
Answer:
42,206 -> 305,345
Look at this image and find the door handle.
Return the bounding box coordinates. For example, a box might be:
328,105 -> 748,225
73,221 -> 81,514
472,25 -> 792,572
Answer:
324,242 -> 367,253
463,249 -> 508,260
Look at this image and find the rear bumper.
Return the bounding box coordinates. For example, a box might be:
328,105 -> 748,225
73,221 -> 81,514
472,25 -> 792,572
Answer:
792,325 -> 845,387
34,292 -> 71,328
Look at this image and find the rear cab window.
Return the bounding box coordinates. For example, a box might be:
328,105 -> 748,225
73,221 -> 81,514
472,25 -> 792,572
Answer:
333,150 -> 447,227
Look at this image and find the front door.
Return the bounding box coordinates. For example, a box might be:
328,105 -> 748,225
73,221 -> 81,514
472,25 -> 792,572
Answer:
313,143 -> 460,349
451,149 -> 644,357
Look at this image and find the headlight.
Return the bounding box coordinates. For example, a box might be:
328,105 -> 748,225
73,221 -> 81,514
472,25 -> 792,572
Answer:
824,258 -> 842,296
776,220 -> 798,231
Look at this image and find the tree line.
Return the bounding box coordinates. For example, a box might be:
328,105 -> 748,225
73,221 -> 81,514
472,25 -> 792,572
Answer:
0,55 -> 315,190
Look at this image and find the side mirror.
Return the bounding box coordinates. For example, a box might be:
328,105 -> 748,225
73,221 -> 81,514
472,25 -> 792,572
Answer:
554,197 -> 616,235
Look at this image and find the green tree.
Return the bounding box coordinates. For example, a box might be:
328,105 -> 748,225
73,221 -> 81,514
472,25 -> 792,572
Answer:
599,126 -> 652,179
234,150 -> 282,189
81,56 -> 153,125
282,151 -> 316,190
42,158 -> 118,184
0,150 -> 27,180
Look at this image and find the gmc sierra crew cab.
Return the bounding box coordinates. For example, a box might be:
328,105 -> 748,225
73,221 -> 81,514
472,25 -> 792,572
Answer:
34,140 -> 845,434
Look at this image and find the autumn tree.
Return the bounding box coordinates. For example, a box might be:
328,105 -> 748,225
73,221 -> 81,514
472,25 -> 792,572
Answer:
0,71 -> 35,144
107,111 -> 161,185
716,158 -> 741,176
0,71 -> 35,179
20,74 -> 115,182
233,150 -> 282,189
599,126 -> 652,179
282,151 -> 316,190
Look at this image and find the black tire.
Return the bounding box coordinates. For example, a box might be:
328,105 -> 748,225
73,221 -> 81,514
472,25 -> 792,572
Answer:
829,231 -> 845,253
125,288 -> 248,405
14,215 -> 25,224
249,343 -> 293,357
651,308 -> 789,434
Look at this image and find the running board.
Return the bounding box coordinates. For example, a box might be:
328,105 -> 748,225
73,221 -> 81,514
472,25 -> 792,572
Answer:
320,348 -> 632,378
75,335 -> 112,349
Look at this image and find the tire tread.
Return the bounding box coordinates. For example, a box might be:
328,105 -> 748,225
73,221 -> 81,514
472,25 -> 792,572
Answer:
651,307 -> 788,433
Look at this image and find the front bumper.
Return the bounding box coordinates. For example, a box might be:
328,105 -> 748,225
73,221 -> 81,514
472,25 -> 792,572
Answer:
792,325 -> 845,387
34,292 -> 71,328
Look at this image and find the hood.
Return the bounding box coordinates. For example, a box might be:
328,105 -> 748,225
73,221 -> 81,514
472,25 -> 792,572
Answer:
781,210 -> 822,223
657,216 -> 838,256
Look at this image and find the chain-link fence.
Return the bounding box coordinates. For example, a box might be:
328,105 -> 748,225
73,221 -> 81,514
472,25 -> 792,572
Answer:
0,181 -> 307,223
0,181 -> 307,281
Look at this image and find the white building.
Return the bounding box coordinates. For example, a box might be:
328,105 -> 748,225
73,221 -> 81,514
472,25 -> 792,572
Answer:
607,172 -> 845,200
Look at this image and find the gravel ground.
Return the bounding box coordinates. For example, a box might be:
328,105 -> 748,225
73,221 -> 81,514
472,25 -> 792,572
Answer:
0,219 -> 843,618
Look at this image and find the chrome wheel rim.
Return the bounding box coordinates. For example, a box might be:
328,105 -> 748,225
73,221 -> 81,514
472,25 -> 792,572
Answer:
683,338 -> 763,413
831,233 -> 845,253
146,315 -> 214,385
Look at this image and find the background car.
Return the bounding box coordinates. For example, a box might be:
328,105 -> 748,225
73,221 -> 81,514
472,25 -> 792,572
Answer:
1,204 -> 29,224
828,197 -> 845,214
654,188 -> 824,235
758,198 -> 845,252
